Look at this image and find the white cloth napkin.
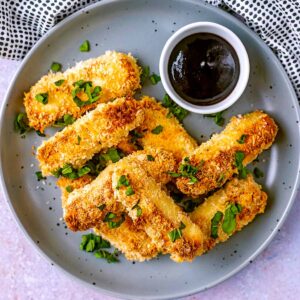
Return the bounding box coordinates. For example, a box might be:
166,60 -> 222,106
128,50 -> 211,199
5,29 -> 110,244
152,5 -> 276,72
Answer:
1,0 -> 299,98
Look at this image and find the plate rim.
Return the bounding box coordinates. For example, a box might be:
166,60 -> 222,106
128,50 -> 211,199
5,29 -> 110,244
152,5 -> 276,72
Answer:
1,0 -> 300,299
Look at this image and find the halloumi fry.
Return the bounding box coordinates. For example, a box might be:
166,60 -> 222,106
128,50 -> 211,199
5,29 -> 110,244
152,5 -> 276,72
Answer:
24,51 -> 141,132
63,148 -> 176,231
37,97 -> 144,176
112,160 -> 204,262
135,96 -> 197,161
176,111 -> 278,197
190,175 -> 267,254
58,175 -> 158,262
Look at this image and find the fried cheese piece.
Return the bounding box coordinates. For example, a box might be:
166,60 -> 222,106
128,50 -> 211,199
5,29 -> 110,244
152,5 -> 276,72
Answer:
57,174 -> 158,262
135,96 -> 197,161
176,111 -> 278,197
112,159 -> 204,263
24,51 -> 141,132
63,148 -> 177,232
37,97 -> 144,176
190,175 -> 267,254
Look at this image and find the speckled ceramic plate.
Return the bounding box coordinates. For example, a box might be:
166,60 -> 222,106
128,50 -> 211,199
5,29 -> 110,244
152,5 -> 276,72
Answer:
1,0 -> 300,299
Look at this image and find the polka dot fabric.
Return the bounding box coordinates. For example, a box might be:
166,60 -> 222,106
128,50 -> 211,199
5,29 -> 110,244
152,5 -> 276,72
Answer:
0,0 -> 299,99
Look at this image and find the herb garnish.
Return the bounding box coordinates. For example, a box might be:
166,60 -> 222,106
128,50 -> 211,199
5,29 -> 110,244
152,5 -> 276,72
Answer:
217,173 -> 225,185
94,250 -> 119,263
234,151 -> 248,179
98,204 -> 106,211
80,233 -> 110,252
162,94 -> 188,122
79,40 -> 90,52
35,171 -> 46,181
168,222 -> 186,242
222,203 -> 242,235
51,62 -> 62,72
53,114 -> 75,127
149,73 -> 161,85
77,135 -> 81,145
66,185 -> 74,193
140,65 -> 150,85
72,80 -> 101,107
125,186 -> 135,196
237,134 -> 248,144
78,166 -> 91,177
210,211 -> 223,239
54,79 -> 65,86
151,125 -> 163,134
205,111 -> 225,126
104,212 -> 125,229
147,154 -> 155,161
35,93 -> 48,105
168,157 -> 200,184
14,113 -> 31,135
132,201 -> 142,217
36,130 -> 46,137
106,148 -> 121,163
253,167 -> 264,179
116,175 -> 130,189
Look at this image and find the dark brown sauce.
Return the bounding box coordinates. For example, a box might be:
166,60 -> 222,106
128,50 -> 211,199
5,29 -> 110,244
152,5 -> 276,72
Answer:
168,33 -> 240,106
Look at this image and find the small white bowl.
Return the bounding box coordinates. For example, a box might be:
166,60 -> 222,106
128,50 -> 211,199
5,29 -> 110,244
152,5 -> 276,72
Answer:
159,22 -> 250,114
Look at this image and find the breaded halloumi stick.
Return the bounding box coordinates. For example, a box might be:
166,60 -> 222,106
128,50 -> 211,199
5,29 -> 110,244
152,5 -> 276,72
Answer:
24,51 -> 141,132
135,96 -> 197,161
63,148 -> 177,232
112,160 -> 204,262
176,111 -> 278,197
37,97 -> 144,176
190,175 -> 267,254
57,175 -> 158,262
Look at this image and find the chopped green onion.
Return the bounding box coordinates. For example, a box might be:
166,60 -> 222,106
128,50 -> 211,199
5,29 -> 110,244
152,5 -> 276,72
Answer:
234,151 -> 249,179
79,40 -> 90,52
50,62 -> 62,72
94,250 -> 119,263
205,111 -> 225,126
168,222 -> 186,242
35,93 -> 48,105
104,212 -> 125,229
78,166 -> 91,177
149,73 -> 161,85
140,65 -> 150,85
116,175 -> 130,189
107,148 -> 121,163
80,233 -> 111,252
222,203 -> 242,235
14,113 -> 31,135
125,186 -> 135,196
35,171 -> 46,181
237,134 -> 248,144
210,211 -> 223,239
151,125 -> 163,134
162,94 -> 188,122
54,79 -> 65,86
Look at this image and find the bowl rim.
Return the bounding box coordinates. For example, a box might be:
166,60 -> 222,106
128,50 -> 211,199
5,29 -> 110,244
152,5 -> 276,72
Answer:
159,21 -> 250,114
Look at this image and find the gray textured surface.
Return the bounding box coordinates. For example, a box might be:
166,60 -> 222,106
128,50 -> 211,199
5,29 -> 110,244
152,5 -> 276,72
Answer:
1,0 -> 300,299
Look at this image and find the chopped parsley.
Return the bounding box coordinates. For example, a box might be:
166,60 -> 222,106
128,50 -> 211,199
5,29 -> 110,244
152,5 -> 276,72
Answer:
151,125 -> 163,134
234,151 -> 248,179
53,114 -> 75,127
50,62 -> 62,72
35,93 -> 48,105
106,148 -> 121,163
104,212 -> 125,229
72,80 -> 101,107
162,94 -> 188,122
168,222 -> 186,242
149,73 -> 161,85
253,167 -> 264,179
14,113 -> 31,135
147,154 -> 155,161
205,111 -> 225,126
80,233 -> 110,252
66,185 -> 73,193
79,40 -> 90,52
168,157 -> 201,184
54,79 -> 65,86
35,171 -> 46,181
116,175 -> 130,189
210,211 -> 223,239
237,134 -> 248,144
94,250 -> 119,263
222,203 -> 242,235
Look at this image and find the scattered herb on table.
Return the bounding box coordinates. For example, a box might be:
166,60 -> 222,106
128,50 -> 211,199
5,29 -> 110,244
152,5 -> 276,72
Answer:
205,111 -> 225,126
94,250 -> 119,263
36,130 -> 46,137
162,94 -> 188,122
35,171 -> 46,181
14,113 -> 31,135
79,40 -> 90,52
253,167 -> 264,178
80,233 -> 111,252
50,62 -> 62,72
140,65 -> 150,85
149,73 -> 161,85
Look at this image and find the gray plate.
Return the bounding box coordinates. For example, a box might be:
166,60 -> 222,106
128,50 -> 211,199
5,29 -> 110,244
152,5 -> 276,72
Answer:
1,0 -> 300,299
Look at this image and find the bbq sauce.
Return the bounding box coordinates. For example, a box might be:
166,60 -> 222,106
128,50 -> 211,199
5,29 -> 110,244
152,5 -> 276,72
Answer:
168,33 -> 240,106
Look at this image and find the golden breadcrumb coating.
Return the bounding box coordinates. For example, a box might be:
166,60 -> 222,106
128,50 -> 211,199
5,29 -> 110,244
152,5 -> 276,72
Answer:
190,175 -> 267,254
24,51 -> 141,132
63,148 -> 176,232
36,97 -> 144,176
57,174 -> 158,262
136,96 -> 197,162
112,159 -> 204,263
176,111 -> 278,197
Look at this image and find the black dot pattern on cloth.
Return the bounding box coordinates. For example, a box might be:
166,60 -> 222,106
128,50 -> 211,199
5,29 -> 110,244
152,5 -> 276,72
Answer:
0,0 -> 300,99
